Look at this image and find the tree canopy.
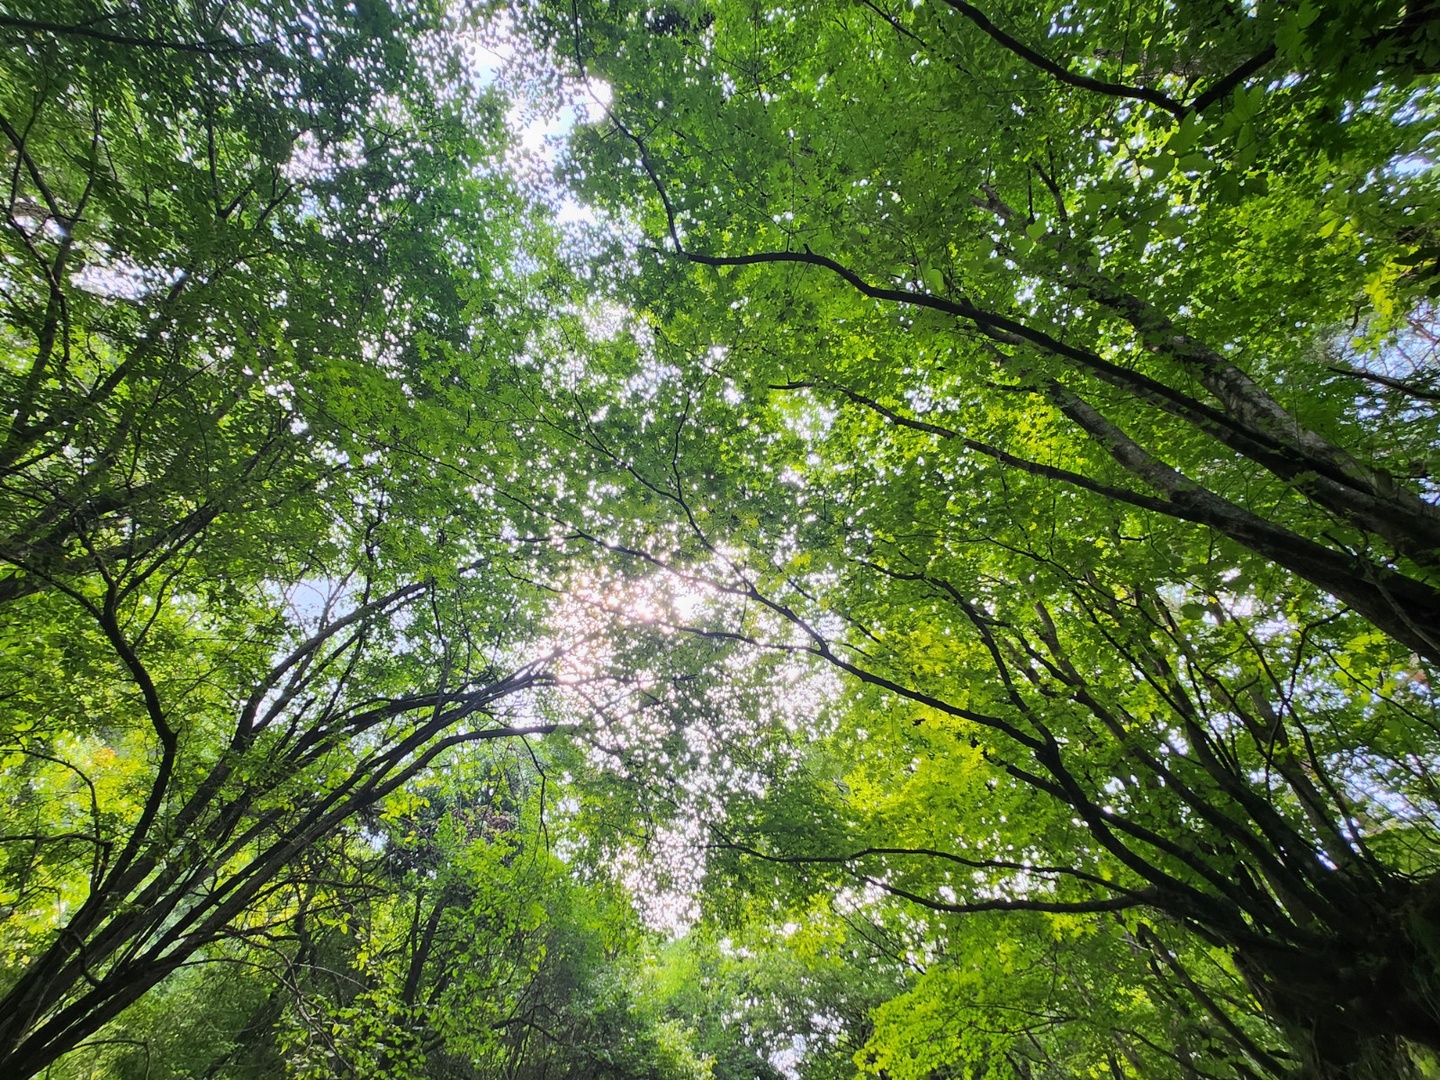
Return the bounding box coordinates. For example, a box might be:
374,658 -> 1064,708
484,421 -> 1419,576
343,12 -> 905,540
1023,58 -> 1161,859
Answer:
5,1 -> 1440,1079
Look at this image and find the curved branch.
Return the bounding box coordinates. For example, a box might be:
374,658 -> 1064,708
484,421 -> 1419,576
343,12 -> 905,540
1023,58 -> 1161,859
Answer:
0,15 -> 262,55
935,0 -> 1187,118
714,839 -> 1147,897
1189,44 -> 1279,113
720,837 -> 1160,914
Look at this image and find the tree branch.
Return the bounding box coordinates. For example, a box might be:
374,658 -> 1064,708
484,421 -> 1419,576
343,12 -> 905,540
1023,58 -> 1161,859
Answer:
0,15 -> 262,56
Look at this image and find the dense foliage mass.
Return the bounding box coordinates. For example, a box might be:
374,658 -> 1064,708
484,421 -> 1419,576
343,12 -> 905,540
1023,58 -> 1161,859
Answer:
4,0 -> 1440,1078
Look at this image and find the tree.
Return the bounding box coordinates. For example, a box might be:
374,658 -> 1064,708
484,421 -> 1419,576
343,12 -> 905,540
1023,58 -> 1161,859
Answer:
273,753 -> 575,1080
516,0 -> 1440,1073
0,4 -> 582,1076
